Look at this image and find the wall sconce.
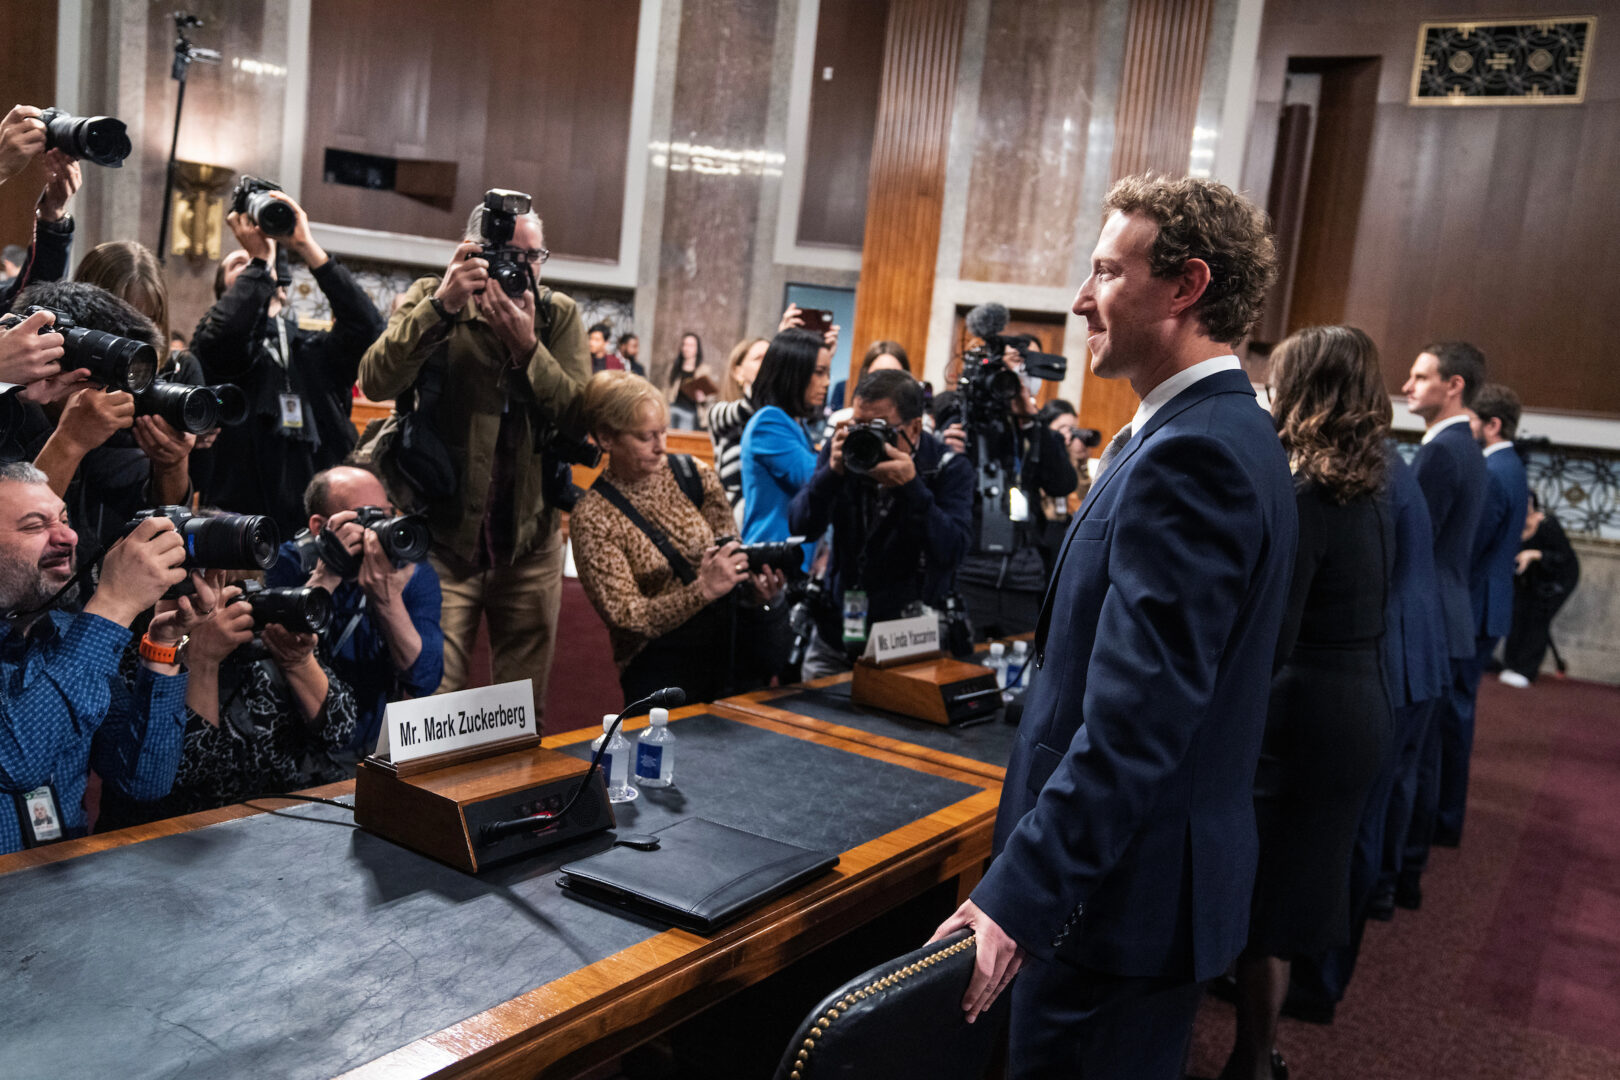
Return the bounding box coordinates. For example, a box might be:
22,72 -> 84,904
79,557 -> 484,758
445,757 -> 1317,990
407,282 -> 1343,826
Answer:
168,161 -> 234,260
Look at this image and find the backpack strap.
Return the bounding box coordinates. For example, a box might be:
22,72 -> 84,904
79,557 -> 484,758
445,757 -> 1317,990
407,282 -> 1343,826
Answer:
668,453 -> 705,510
592,478 -> 697,585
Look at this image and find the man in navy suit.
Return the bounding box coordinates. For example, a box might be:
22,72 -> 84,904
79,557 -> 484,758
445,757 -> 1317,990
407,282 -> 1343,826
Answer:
1397,342 -> 1488,907
931,176 -> 1297,1079
1436,383 -> 1530,840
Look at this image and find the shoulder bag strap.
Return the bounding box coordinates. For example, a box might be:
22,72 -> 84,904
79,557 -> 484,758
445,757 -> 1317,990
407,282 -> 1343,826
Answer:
592,478 -> 697,585
667,454 -> 705,510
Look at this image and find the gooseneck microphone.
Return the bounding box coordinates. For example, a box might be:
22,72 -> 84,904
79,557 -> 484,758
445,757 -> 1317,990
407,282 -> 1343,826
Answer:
478,687 -> 687,845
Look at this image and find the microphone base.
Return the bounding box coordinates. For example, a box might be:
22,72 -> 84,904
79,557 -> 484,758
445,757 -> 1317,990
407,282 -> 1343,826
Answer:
355,746 -> 615,874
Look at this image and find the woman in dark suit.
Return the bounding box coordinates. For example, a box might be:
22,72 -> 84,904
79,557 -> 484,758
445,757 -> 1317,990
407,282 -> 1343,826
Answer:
1224,326 -> 1396,1080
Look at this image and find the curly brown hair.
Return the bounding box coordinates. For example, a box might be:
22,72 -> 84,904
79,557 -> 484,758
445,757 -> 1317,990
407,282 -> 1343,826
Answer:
1103,174 -> 1278,344
1269,325 -> 1391,503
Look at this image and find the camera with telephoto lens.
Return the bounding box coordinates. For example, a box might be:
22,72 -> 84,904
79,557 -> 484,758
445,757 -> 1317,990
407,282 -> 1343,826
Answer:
210,383 -> 249,426
230,580 -> 333,634
291,505 -> 432,581
0,306 -> 156,393
714,535 -> 806,574
40,107 -> 131,168
122,506 -> 280,596
476,188 -> 536,299
841,419 -> 902,477
230,175 -> 296,237
136,380 -> 221,434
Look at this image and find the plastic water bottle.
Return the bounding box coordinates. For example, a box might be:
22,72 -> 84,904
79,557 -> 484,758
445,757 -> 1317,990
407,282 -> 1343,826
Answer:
635,707 -> 675,787
987,641 -> 1008,688
1009,640 -> 1031,689
594,714 -> 638,803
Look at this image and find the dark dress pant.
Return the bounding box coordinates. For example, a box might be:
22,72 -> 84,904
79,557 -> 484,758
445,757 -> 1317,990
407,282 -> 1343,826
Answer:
1435,636 -> 1495,844
1378,699 -> 1436,894
1008,957 -> 1203,1079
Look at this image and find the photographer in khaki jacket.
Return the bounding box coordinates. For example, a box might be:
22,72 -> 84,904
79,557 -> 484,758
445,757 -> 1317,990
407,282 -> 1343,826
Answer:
359,199 -> 589,727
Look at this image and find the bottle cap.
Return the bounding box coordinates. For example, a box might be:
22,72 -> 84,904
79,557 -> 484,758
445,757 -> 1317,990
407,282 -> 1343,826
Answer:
989,642 -> 1005,657
602,714 -> 617,732
1012,640 -> 1028,654
650,708 -> 669,726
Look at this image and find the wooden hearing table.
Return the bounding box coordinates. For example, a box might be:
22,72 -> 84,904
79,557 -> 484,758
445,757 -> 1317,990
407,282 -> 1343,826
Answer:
720,634 -> 1038,784
0,703 -> 998,1080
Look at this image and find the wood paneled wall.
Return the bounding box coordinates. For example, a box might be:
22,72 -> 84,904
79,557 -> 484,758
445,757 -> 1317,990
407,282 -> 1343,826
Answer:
1110,0 -> 1216,178
0,6 -> 57,256
850,0 -> 967,375
1076,0 -> 1218,446
797,0 -> 890,249
1245,0 -> 1620,417
299,0 -> 638,261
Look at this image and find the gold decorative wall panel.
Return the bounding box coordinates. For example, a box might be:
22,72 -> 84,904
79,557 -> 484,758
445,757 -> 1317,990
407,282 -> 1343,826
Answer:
1411,17 -> 1595,105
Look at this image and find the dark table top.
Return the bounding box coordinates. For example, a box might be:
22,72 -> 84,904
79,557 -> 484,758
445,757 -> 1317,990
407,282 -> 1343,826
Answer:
761,679 -> 1024,772
0,711 -> 980,1080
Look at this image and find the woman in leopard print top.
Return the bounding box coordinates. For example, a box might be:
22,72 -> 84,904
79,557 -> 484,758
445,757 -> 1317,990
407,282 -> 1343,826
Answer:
571,371 -> 786,706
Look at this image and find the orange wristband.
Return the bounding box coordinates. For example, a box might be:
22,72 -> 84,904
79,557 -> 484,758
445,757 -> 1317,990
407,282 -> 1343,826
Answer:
139,634 -> 182,666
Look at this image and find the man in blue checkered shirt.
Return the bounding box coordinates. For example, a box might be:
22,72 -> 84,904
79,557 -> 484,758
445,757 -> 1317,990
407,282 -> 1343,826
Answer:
0,461 -> 212,853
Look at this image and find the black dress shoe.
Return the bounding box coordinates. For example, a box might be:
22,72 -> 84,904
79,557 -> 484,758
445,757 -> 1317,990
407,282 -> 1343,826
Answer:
1271,1049 -> 1290,1080
1207,972 -> 1239,1004
1395,876 -> 1422,910
1432,830 -> 1462,848
1367,887 -> 1396,922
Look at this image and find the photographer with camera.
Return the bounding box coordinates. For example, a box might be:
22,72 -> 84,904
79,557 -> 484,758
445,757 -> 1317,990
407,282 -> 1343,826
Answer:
0,105 -> 86,312
788,370 -> 975,678
0,462 -> 209,852
571,371 -> 786,707
190,179 -> 385,535
13,283 -> 196,561
359,191 -> 590,719
266,465 -> 443,760
120,568 -> 358,820
936,306 -> 1079,639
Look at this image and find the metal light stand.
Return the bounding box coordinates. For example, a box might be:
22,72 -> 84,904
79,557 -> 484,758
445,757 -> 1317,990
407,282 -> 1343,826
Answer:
156,12 -> 221,264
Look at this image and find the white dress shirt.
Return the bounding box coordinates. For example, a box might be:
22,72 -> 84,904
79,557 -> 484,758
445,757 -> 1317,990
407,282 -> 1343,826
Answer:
1129,354 -> 1242,437
1421,413 -> 1471,445
1483,440 -> 1513,457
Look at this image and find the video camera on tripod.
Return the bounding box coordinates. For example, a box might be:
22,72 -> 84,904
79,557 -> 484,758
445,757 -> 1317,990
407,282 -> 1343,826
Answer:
946,302 -> 1068,554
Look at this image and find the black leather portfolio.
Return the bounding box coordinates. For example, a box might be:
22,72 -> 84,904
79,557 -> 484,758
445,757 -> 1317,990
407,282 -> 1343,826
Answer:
556,817 -> 839,933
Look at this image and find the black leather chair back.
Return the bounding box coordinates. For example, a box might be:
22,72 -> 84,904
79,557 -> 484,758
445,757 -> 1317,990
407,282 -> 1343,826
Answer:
771,929 -> 1006,1080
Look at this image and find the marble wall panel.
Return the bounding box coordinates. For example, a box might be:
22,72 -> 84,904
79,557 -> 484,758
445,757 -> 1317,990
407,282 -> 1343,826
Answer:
959,0 -> 1101,288
649,0 -> 781,387
136,0 -> 291,341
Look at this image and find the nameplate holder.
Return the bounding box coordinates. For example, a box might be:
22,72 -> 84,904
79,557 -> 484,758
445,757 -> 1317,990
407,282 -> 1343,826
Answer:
859,613 -> 943,668
374,679 -> 539,778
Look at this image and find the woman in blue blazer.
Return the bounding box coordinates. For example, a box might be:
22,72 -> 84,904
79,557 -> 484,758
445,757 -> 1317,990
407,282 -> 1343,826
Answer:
739,328 -> 830,570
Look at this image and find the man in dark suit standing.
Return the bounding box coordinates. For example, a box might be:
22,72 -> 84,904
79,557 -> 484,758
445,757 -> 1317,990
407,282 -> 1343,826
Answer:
931,176 -> 1297,1079
1396,342 -> 1488,907
1440,383 -> 1529,836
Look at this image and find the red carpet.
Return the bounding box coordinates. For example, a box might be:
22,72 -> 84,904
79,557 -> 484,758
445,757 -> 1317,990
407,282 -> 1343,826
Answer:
1188,676 -> 1620,1079
464,577 -> 622,737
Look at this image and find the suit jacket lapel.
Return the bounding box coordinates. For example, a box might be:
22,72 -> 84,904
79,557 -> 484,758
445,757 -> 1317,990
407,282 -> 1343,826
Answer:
1034,370 -> 1261,660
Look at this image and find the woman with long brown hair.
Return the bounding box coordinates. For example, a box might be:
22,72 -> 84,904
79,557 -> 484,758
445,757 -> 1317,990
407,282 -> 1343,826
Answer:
1223,325 -> 1396,1080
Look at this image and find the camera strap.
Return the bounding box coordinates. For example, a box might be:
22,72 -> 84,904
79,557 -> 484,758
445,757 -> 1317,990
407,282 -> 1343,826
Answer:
591,478 -> 697,585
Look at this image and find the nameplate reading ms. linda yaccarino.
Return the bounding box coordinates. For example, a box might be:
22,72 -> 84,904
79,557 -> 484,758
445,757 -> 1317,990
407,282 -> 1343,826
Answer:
862,613 -> 940,664
379,678 -> 537,764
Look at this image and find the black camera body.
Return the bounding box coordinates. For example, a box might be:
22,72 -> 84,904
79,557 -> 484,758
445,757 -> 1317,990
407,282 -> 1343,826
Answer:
292,505 -> 432,581
230,175 -> 296,237
123,506 -> 280,596
540,430 -> 603,512
476,188 -> 536,299
231,580 -> 334,634
40,107 -> 131,168
842,419 -> 901,476
1,306 -> 156,393
715,535 -> 806,575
